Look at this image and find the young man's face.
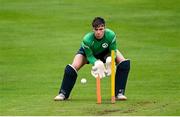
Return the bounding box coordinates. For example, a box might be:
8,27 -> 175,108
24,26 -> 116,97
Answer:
93,25 -> 105,39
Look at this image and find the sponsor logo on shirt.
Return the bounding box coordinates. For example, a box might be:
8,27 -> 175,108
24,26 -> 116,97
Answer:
102,43 -> 108,48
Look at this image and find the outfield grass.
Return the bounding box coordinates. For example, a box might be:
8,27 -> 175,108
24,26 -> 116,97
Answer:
0,0 -> 180,115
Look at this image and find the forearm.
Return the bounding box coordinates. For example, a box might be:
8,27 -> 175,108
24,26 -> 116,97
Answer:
84,49 -> 97,64
82,41 -> 97,64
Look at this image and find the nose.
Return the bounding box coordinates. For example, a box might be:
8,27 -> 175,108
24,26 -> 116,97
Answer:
97,30 -> 101,34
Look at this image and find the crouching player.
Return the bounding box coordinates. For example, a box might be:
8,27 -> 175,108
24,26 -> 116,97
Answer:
54,17 -> 130,101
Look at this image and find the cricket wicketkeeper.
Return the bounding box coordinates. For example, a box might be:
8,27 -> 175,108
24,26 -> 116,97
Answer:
54,17 -> 130,101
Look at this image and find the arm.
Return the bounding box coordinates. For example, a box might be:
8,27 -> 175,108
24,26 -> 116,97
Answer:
109,35 -> 117,60
81,41 -> 97,65
109,35 -> 125,63
109,35 -> 117,51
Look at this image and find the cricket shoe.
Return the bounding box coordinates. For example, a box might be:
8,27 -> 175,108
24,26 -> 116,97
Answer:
116,93 -> 127,100
54,93 -> 65,101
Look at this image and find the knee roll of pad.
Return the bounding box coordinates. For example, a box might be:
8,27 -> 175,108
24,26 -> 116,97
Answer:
64,64 -> 77,78
117,60 -> 130,71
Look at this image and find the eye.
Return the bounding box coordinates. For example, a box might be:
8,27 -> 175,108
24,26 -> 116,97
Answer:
95,28 -> 103,31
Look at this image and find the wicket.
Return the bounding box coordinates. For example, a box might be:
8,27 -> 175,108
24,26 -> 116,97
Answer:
111,50 -> 115,103
96,50 -> 116,104
96,74 -> 101,104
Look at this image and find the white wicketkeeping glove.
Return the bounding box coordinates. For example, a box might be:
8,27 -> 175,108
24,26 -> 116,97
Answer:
91,60 -> 106,79
105,56 -> 112,76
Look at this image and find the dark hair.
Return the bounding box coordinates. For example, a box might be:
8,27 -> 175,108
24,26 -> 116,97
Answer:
92,17 -> 105,28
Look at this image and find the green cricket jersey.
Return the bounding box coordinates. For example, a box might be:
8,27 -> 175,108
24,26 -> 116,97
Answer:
81,28 -> 117,64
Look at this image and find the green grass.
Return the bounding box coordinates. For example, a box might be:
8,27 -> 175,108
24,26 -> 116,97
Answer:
0,0 -> 180,115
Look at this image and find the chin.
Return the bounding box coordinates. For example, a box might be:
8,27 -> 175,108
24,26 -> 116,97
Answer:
96,36 -> 103,39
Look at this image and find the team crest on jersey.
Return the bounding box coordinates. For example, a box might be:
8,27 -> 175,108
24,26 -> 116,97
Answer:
102,43 -> 108,48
